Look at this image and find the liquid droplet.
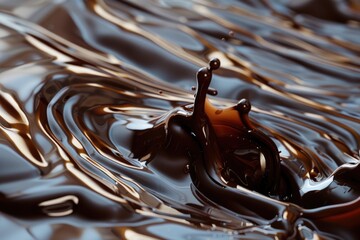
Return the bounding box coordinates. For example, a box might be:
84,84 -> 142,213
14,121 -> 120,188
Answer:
209,58 -> 220,70
207,87 -> 218,96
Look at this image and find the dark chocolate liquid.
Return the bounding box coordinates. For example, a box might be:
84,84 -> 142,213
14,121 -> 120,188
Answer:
0,0 -> 360,239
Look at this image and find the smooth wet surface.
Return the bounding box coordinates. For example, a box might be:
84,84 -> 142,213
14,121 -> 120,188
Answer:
0,0 -> 360,239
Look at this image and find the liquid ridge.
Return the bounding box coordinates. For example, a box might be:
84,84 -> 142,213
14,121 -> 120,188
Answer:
0,0 -> 360,239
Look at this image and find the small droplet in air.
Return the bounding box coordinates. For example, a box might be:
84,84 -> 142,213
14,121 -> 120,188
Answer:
209,58 -> 220,71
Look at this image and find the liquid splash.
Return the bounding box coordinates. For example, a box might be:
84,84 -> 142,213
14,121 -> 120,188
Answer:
0,0 -> 360,239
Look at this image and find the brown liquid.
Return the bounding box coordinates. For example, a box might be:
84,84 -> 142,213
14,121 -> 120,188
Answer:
0,0 -> 360,239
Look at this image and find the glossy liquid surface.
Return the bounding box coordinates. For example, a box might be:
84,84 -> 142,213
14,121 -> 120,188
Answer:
0,0 -> 360,239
